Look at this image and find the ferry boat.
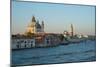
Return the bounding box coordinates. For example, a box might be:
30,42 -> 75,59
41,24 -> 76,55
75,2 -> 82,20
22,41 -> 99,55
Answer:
68,38 -> 85,43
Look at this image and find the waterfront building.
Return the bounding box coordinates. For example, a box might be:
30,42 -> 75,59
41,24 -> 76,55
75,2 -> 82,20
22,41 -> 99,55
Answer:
26,16 -> 44,34
44,34 -> 61,46
63,31 -> 70,37
12,36 -> 35,49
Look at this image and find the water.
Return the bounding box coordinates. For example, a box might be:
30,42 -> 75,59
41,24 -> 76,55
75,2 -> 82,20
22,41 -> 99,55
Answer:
11,40 -> 96,66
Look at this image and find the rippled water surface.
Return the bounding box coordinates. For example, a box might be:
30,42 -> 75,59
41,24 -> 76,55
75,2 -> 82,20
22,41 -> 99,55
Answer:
11,40 -> 96,66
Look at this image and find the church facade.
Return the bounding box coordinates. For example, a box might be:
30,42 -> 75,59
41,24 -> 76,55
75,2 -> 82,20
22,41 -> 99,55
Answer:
26,16 -> 44,34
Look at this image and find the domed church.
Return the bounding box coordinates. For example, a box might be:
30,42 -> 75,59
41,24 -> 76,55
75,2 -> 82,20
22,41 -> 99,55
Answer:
26,16 -> 44,34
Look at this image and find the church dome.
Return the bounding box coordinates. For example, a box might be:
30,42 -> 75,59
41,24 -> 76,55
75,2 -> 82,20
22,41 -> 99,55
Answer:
28,22 -> 35,27
27,16 -> 36,27
32,16 -> 36,22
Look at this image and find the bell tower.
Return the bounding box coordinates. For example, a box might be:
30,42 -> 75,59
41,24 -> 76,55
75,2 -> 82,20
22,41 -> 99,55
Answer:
41,20 -> 44,32
71,24 -> 74,37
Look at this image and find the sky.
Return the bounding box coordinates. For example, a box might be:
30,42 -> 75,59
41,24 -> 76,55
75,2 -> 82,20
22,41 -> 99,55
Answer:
11,0 -> 96,35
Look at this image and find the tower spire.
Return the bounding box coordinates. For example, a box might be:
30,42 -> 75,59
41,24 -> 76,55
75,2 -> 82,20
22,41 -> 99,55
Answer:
41,20 -> 44,32
32,16 -> 36,22
71,24 -> 74,37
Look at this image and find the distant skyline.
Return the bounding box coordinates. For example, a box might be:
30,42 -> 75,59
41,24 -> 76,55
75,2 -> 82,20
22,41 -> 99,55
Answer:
12,1 -> 96,35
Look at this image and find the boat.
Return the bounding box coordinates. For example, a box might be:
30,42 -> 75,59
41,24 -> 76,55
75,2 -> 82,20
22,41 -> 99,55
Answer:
68,38 -> 85,43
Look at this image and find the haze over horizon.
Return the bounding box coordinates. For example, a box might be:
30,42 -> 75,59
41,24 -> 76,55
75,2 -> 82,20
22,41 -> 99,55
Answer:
12,1 -> 96,35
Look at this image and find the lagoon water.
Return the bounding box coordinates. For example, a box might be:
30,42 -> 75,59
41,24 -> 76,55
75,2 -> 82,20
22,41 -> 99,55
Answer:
11,40 -> 96,66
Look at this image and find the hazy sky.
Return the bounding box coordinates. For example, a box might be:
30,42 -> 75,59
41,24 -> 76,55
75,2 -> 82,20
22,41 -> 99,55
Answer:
12,1 -> 95,35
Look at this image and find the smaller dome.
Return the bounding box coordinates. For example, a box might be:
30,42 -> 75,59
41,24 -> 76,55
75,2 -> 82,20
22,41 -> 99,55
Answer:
36,22 -> 41,28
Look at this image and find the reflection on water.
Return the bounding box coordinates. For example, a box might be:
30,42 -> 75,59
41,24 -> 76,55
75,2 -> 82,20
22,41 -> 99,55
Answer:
11,40 -> 96,66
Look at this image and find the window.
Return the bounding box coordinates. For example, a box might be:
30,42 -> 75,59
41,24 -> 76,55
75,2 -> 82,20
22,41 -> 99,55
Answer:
24,41 -> 26,43
31,44 -> 33,47
31,41 -> 33,43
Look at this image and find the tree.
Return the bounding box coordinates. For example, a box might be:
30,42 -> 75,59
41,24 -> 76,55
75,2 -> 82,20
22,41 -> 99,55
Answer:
59,34 -> 64,41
